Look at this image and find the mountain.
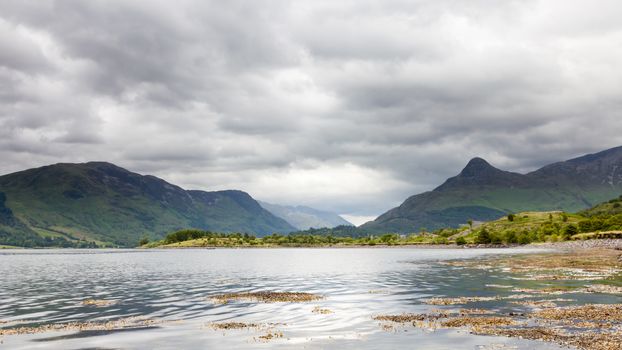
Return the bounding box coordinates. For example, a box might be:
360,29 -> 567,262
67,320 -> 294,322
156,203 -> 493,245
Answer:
361,146 -> 622,233
0,162 -> 295,247
258,201 -> 353,230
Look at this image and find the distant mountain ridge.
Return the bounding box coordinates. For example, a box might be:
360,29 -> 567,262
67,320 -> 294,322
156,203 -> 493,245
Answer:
0,162 -> 295,247
361,146 -> 622,233
258,201 -> 353,230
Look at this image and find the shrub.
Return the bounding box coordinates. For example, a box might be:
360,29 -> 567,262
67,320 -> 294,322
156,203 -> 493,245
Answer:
507,214 -> 515,222
164,229 -> 212,244
563,224 -> 578,240
138,236 -> 149,246
432,236 -> 449,245
517,233 -> 532,245
475,228 -> 492,244
504,230 -> 518,244
455,236 -> 467,245
490,233 -> 502,245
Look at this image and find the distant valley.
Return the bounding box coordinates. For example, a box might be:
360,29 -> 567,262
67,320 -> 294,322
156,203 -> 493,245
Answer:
258,201 -> 352,230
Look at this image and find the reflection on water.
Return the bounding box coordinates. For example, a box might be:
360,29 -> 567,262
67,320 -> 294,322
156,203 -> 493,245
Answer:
0,248 -> 574,349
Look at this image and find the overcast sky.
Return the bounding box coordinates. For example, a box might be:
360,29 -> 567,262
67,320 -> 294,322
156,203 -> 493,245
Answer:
1,1 -> 622,224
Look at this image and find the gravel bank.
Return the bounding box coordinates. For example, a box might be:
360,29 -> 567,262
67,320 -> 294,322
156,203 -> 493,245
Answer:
531,239 -> 622,251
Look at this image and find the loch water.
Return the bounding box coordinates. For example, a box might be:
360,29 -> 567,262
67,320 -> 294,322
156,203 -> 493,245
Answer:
0,248 -> 594,349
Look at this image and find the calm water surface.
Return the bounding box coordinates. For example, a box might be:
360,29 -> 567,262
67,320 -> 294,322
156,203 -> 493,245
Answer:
0,248 -> 577,349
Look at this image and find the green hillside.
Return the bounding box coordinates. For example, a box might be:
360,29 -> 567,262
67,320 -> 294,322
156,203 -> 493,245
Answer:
0,162 -> 295,247
362,146 -> 622,233
579,195 -> 622,217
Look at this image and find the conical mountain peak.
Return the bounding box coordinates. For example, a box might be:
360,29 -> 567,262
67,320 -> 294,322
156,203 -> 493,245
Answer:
459,157 -> 496,177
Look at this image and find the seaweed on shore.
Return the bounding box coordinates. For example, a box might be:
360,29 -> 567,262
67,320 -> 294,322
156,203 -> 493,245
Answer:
446,248 -> 622,282
374,303 -> 622,350
532,304 -> 622,322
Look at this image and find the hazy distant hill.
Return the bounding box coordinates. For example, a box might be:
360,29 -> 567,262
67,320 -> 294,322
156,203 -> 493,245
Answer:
361,146 -> 622,233
258,201 -> 353,230
0,162 -> 295,247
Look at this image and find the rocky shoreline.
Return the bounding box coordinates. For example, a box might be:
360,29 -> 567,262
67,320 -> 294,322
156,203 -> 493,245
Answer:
531,238 -> 622,250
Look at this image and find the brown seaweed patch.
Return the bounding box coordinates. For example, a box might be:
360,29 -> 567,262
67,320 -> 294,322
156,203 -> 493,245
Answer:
453,249 -> 622,282
532,304 -> 622,322
0,317 -> 162,336
257,332 -> 284,341
373,313 -> 449,323
459,308 -> 497,315
441,316 -> 520,328
584,284 -> 622,294
423,296 -> 499,305
81,299 -> 117,307
206,321 -> 287,342
311,306 -> 333,314
210,291 -> 322,303
473,327 -> 568,345
510,287 -> 571,294
208,322 -> 259,330
368,289 -> 390,294
474,326 -> 622,350
509,300 -> 558,308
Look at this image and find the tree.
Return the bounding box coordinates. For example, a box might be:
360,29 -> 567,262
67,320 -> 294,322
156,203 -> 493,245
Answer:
504,230 -> 518,244
475,228 -> 492,244
467,220 -> 473,229
455,236 -> 467,245
507,214 -> 515,222
562,224 -> 578,240
138,236 -> 149,246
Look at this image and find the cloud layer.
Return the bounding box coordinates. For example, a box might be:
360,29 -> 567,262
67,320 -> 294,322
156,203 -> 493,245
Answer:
1,0 -> 622,218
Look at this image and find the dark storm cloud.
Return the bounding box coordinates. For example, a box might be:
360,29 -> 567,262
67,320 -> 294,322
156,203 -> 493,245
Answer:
1,0 -> 622,220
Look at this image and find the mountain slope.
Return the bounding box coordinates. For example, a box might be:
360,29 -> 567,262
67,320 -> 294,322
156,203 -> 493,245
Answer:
362,146 -> 622,233
0,162 -> 295,247
258,201 -> 353,230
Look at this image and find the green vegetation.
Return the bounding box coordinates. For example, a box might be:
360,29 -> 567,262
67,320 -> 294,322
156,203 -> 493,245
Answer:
151,195 -> 622,248
460,211 -> 585,245
146,229 -> 462,248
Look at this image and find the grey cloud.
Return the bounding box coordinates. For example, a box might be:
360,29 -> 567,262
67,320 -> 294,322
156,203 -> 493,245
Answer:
1,0 -> 622,217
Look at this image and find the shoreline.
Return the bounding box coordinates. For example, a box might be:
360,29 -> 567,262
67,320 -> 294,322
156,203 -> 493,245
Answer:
5,239 -> 622,251
152,238 -> 622,250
